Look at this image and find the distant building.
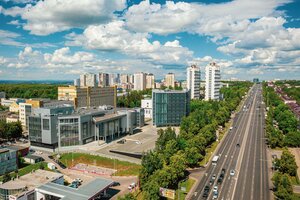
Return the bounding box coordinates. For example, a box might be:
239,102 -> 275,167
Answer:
187,65 -> 201,99
120,74 -> 129,84
165,73 -> 175,88
19,103 -> 32,130
6,113 -> 19,123
99,73 -> 110,87
28,104 -> 74,149
58,86 -> 116,109
155,82 -> 163,89
205,62 -> 221,101
146,73 -> 155,89
0,92 -> 6,98
181,81 -> 187,89
141,99 -> 152,119
253,78 -> 259,83
0,147 -> 17,176
128,74 -> 134,84
0,110 -> 9,121
1,98 -> 25,107
74,78 -> 80,87
80,73 -> 97,87
152,89 -> 190,127
9,102 -> 20,113
134,72 -> 146,91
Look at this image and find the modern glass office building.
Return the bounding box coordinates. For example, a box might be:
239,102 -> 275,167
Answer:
152,89 -> 190,127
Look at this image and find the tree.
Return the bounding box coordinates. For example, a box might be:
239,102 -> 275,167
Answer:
284,131 -> 300,147
117,193 -> 137,200
2,172 -> 11,183
277,149 -> 297,176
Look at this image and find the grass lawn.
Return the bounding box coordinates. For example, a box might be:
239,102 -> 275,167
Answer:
175,178 -> 196,200
59,152 -> 141,176
0,162 -> 48,182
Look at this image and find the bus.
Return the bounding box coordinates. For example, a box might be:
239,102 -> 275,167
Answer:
212,156 -> 219,166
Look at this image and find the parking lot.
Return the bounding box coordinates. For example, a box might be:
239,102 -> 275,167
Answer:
96,122 -> 159,164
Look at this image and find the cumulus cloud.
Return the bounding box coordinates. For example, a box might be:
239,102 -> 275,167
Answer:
2,0 -> 126,35
124,0 -> 290,37
66,20 -> 193,66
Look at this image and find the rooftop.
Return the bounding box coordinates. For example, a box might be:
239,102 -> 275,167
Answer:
36,178 -> 113,200
0,169 -> 63,191
152,89 -> 189,93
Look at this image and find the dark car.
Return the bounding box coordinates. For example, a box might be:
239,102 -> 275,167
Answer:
236,143 -> 240,147
221,168 -> 226,175
202,186 -> 210,198
112,181 -> 120,186
217,176 -> 223,184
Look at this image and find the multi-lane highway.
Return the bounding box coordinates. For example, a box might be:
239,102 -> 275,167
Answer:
191,84 -> 270,200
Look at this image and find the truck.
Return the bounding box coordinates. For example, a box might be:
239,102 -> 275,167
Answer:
212,156 -> 219,166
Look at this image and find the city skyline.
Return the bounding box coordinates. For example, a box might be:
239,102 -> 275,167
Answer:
0,0 -> 300,81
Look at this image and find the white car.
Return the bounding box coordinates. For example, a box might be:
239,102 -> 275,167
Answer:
212,174 -> 216,180
230,170 -> 235,176
213,185 -> 218,192
128,182 -> 136,190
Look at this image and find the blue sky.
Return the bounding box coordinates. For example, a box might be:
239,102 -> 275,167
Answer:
0,0 -> 299,81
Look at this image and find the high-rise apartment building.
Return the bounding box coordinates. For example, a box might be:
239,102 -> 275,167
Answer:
74,78 -> 80,87
165,73 -> 175,88
80,73 -> 96,87
19,103 -> 32,130
187,65 -> 201,99
58,86 -> 116,108
85,73 -> 97,87
120,74 -> 129,84
128,74 -> 134,84
152,89 -> 190,127
146,73 -> 155,89
134,72 -> 146,91
205,62 -> 221,101
98,73 -> 110,87
80,74 -> 86,87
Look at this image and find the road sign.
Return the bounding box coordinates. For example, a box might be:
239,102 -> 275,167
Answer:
159,187 -> 175,199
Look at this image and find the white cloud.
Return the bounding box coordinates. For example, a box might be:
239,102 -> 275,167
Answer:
66,20 -> 193,66
44,47 -> 94,66
124,0 -> 291,37
2,0 -> 126,35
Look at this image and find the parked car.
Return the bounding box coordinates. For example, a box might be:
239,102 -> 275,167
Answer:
230,169 -> 235,176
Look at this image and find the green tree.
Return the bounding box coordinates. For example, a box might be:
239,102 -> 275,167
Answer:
277,149 -> 297,176
2,172 -> 11,183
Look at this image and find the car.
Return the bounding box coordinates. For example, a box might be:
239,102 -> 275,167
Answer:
74,178 -> 83,183
213,191 -> 218,199
112,181 -> 120,186
128,182 -> 136,190
212,174 -> 216,180
229,126 -> 233,130
217,176 -> 223,184
236,143 -> 240,147
213,185 -> 218,192
230,170 -> 235,176
221,168 -> 226,174
209,179 -> 214,185
202,186 -> 210,198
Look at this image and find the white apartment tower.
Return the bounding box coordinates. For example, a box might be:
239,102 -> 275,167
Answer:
205,62 -> 221,101
146,73 -> 155,89
134,72 -> 146,91
98,73 -> 109,87
80,73 -> 96,87
165,73 -> 175,88
187,65 -> 201,99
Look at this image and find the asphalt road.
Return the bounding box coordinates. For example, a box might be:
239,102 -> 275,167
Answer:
191,84 -> 270,200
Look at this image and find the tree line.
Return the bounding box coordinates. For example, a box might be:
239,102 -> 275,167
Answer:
117,89 -> 152,108
272,149 -> 299,200
0,84 -> 62,99
137,81 -> 252,199
263,84 -> 300,148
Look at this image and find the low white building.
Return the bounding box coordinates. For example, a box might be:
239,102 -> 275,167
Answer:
141,99 -> 152,119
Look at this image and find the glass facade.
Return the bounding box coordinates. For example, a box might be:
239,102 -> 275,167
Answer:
42,118 -> 50,130
153,90 -> 190,127
28,116 -> 42,143
59,118 -> 79,147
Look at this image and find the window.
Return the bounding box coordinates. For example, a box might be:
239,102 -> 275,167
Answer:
43,119 -> 50,130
